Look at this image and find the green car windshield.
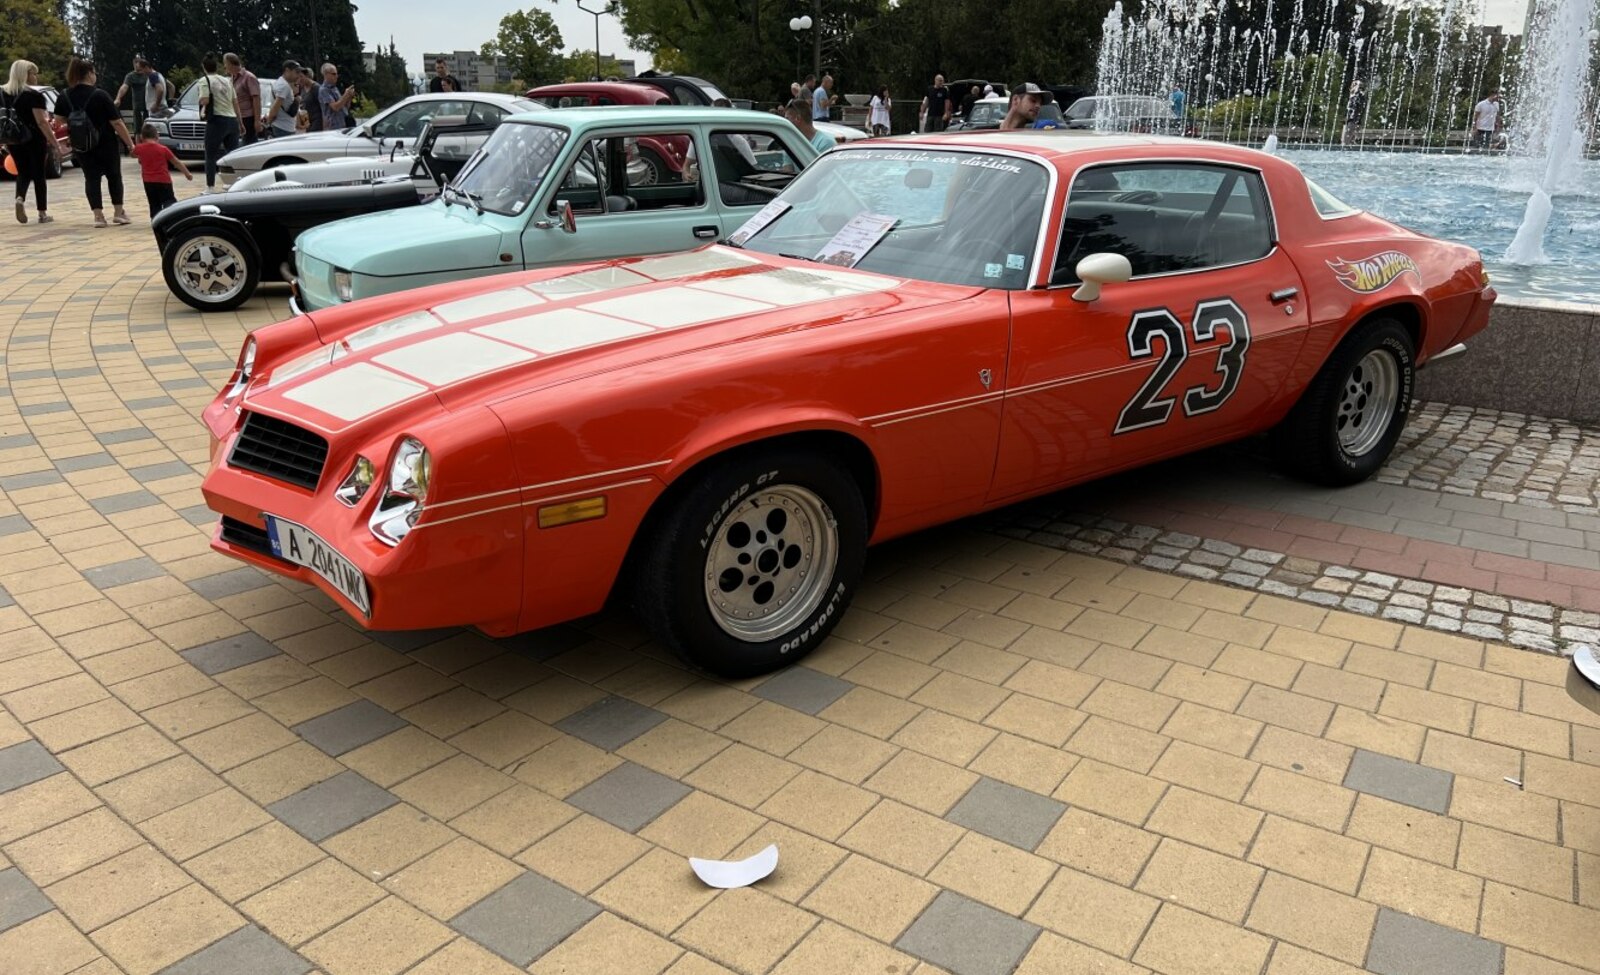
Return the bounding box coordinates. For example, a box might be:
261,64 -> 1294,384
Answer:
451,121 -> 570,216
732,147 -> 1049,289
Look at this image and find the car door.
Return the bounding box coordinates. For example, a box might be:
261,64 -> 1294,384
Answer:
991,160 -> 1309,501
522,126 -> 719,269
701,125 -> 812,236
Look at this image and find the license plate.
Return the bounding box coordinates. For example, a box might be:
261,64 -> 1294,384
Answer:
264,515 -> 370,615
178,141 -> 203,151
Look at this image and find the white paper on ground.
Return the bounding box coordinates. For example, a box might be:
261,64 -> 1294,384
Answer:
689,844 -> 779,889
1574,644 -> 1600,688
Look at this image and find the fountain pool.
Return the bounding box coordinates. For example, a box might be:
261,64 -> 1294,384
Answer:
1287,149 -> 1600,306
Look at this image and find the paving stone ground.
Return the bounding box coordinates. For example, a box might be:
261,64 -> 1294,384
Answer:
4,161 -> 1600,975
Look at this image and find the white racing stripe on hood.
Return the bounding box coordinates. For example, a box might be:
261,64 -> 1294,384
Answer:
374,333 -> 537,386
474,307 -> 653,354
432,289 -> 547,324
689,267 -> 901,306
628,248 -> 760,280
527,266 -> 651,296
282,361 -> 428,421
581,287 -> 773,330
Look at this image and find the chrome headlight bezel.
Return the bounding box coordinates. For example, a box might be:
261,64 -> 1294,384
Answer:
224,336 -> 256,403
333,269 -> 354,302
368,437 -> 430,546
335,456 -> 377,507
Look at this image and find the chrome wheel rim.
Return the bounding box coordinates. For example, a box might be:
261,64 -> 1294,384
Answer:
703,484 -> 838,643
1337,349 -> 1400,457
174,236 -> 248,304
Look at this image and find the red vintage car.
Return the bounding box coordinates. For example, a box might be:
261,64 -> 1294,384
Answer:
200,132 -> 1494,676
524,82 -> 691,184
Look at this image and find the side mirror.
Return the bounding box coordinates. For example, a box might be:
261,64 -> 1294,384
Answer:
390,141 -> 403,162
1072,252 -> 1132,302
559,200 -> 577,234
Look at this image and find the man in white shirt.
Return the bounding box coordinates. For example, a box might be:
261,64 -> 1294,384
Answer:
263,60 -> 300,138
1470,89 -> 1503,150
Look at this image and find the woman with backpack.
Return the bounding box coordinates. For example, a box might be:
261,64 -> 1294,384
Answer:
3,60 -> 61,224
196,54 -> 243,191
55,57 -> 135,227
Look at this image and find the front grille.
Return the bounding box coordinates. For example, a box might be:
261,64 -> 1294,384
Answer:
229,412 -> 329,490
168,121 -> 206,140
219,515 -> 278,559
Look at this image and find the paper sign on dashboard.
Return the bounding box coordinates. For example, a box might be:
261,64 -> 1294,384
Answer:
814,213 -> 897,268
727,200 -> 791,247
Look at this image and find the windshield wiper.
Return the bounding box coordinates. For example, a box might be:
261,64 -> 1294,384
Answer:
779,252 -> 818,263
462,190 -> 484,215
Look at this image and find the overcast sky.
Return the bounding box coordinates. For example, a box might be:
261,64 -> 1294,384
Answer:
357,0 -> 652,78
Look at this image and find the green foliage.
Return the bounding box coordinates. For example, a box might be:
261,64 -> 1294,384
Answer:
0,0 -> 73,83
561,49 -> 625,82
485,6 -> 566,87
364,41 -> 410,109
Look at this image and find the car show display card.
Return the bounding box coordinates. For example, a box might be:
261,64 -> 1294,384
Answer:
814,213 -> 898,268
727,200 -> 791,247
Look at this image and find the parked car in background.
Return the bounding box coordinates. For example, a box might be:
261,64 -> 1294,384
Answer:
155,119 -> 488,312
227,117 -> 488,192
1063,95 -> 1182,134
947,95 -> 1064,131
212,92 -> 544,184
625,71 -> 731,106
289,106 -> 819,311
0,86 -> 73,178
526,82 -> 689,185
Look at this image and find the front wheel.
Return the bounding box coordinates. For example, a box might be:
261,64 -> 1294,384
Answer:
162,224 -> 260,312
634,450 -> 868,678
1270,317 -> 1414,485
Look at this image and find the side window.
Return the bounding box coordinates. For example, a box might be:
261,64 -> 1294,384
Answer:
552,132 -> 705,215
467,102 -> 509,127
373,100 -> 471,139
1054,163 -> 1273,283
553,139 -> 609,215
705,130 -> 805,207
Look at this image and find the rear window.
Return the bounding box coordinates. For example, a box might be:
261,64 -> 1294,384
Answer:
1306,177 -> 1359,217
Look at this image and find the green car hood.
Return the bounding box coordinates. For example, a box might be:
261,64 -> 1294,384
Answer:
295,202 -> 514,278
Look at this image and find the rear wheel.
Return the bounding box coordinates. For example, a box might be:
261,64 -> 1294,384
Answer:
1270,317 -> 1414,485
634,449 -> 868,678
162,224 -> 260,312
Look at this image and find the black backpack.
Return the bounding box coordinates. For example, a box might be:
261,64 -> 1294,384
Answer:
66,88 -> 100,153
0,89 -> 31,147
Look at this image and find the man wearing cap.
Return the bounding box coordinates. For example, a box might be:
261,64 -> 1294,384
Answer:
263,61 -> 301,139
1001,83 -> 1048,130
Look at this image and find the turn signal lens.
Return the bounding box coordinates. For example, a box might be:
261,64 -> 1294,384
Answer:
334,456 -> 376,507
369,437 -> 431,546
1481,270 -> 1492,288
334,269 -> 353,302
537,496 -> 606,528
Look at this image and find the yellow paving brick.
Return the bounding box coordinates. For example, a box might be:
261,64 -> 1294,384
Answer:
931,638 -> 1028,681
1248,725 -> 1354,784
930,832 -> 1056,914
1247,816 -> 1369,894
0,671 -> 106,721
1458,823 -> 1576,900
770,920 -> 919,975
890,708 -> 998,767
397,686 -> 505,740
338,726 -> 456,789
515,814 -> 650,894
1237,685 -> 1333,737
1151,740 -> 1259,801
1135,838 -> 1264,924
301,896 -> 454,975
1078,645 -> 1176,690
89,883 -> 243,975
1291,663 -> 1385,711
592,846 -> 722,935
2,807 -> 142,888
183,821 -> 324,902
1450,775 -> 1560,843
1147,787 -> 1262,858
1036,806 -> 1159,885
1525,754 -> 1600,806
1482,881 -> 1600,971
392,754 -> 515,821
863,620 -> 959,665
323,803 -> 454,880
1474,705 -> 1571,759
449,784 -> 577,858
981,692 -> 1087,748
180,711 -> 298,772
1080,680 -> 1180,732
43,844 -> 188,932
1002,658 -> 1101,708
1175,580 -> 1255,614
718,700 -> 825,756
1243,765 -> 1356,832
28,696 -> 141,752
1212,644 -> 1303,688
1263,627 -> 1350,668
841,650 -> 939,697
815,686 -> 922,740
142,686 -> 253,739
1377,683 -> 1475,735
140,787 -> 270,861
1342,642 -> 1434,689
1006,625 -> 1098,668
1135,903 -> 1273,975
1016,931 -> 1152,975
1064,715 -> 1169,774
840,796 -> 966,876
1266,944 -> 1367,975
1423,729 -> 1523,785
1058,580 -> 1138,614
529,912 -> 682,975
617,718 -> 731,779
1345,792 -> 1461,865
1026,866 -> 1160,957
1397,627 -> 1484,667
1359,846 -> 1483,933
1430,661 -> 1521,708
1246,594 -> 1328,631
788,724 -> 898,784
1324,706 -> 1426,761
505,672 -> 611,725
674,888 -> 817,975
968,732 -> 1077,795
1580,852 -> 1600,909
755,770 -> 876,842
98,754 -> 223,824
1192,610 -> 1277,649
110,664 -> 215,712
1054,758 -> 1169,825
1123,594 -> 1203,630
682,743 -> 801,809
406,937 -> 526,975
225,741 -> 345,805
241,858 -> 386,947
0,912 -> 101,975
1153,663 -> 1251,712
382,836 -> 521,920
1319,612 -> 1402,650
1246,872 -> 1375,965
213,654 -> 318,702
911,670 -> 1011,722
863,749 -> 979,816
997,592 -> 1084,631
801,854 -> 938,942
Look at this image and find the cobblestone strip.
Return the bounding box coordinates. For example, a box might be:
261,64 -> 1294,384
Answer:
1383,402 -> 1600,510
987,509 -> 1600,655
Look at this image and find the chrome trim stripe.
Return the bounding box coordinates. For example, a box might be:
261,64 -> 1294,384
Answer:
869,395 -> 1005,427
523,476 -> 656,507
430,460 -> 672,511
414,502 -> 525,529
860,389 -> 1004,423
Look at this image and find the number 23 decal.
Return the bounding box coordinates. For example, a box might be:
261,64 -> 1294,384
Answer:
1114,298 -> 1251,434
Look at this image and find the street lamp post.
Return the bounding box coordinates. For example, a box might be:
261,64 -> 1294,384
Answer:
574,0 -> 616,81
788,15 -> 812,84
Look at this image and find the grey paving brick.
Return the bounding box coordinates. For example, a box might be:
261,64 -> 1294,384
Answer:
55,453 -> 115,473
0,868 -> 52,933
752,667 -> 853,715
895,891 -> 1041,975
1343,749 -> 1453,814
369,628 -> 457,653
0,433 -> 36,449
1448,511 -> 1519,537
189,568 -> 271,600
53,367 -> 99,380
0,741 -> 66,795
1457,531 -> 1531,559
92,342 -> 134,352
565,762 -> 690,832
180,633 -> 281,675
95,427 -> 154,445
130,323 -> 167,332
125,396 -> 176,410
0,515 -> 32,538
161,377 -> 214,391
1500,503 -> 1571,528
12,331 -> 49,337
83,556 -> 166,589
178,504 -> 218,526
6,369 -> 56,381
158,925 -> 311,975
293,700 -> 408,757
1330,508 -> 1398,532
450,871 -> 599,966
90,489 -> 161,514
129,461 -> 195,482
1365,908 -> 1502,975
0,470 -> 63,491
503,624 -> 592,660
554,696 -> 668,752
142,355 -> 186,366
178,340 -> 218,350
193,360 -> 238,372
1386,500 -> 1454,526
1529,542 -> 1600,570
0,585 -> 12,609
19,402 -> 70,416
1437,494 -> 1504,516
946,777 -> 1067,851
1515,521 -> 1587,547
267,771 -> 397,842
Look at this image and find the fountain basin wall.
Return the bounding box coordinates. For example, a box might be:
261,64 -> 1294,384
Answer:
1416,301 -> 1600,425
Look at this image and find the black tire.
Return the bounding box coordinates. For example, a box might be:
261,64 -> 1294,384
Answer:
634,449 -> 868,678
1270,317 -> 1414,486
161,223 -> 260,313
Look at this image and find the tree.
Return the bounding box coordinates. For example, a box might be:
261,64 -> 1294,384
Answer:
561,49 -> 624,81
485,7 -> 565,87
364,40 -> 410,109
0,0 -> 73,83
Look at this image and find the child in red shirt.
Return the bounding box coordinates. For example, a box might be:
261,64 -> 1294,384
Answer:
130,123 -> 192,217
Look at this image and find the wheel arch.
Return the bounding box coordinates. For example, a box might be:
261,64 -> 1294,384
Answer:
1360,298 -> 1425,356
262,156 -> 308,169
160,214 -> 262,263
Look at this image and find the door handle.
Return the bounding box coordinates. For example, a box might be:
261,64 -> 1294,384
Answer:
1270,287 -> 1299,303
693,225 -> 719,240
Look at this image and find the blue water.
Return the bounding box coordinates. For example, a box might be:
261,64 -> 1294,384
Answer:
1287,150 -> 1600,306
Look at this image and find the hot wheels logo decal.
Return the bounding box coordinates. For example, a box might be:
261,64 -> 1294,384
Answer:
1326,251 -> 1419,293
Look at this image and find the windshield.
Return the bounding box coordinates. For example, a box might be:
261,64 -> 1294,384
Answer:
734,147 -> 1048,289
967,102 -> 1004,126
452,121 -> 569,216
178,81 -> 201,110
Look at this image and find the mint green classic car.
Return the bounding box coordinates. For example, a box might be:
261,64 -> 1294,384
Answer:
290,106 -> 820,311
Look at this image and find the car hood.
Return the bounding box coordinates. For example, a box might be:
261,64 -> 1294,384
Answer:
240,247 -> 978,431
223,129 -> 365,164
294,203 -> 508,277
